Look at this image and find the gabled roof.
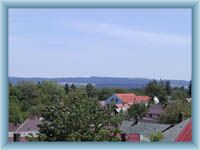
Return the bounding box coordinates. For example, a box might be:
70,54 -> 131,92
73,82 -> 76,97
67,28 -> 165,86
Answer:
134,96 -> 151,104
175,119 -> 192,142
120,121 -> 171,138
147,104 -> 164,114
115,93 -> 150,104
116,93 -> 136,103
16,118 -> 41,132
9,123 -> 21,132
162,118 -> 191,142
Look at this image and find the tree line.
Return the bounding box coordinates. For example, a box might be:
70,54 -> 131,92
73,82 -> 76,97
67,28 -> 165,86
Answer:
9,79 -> 191,141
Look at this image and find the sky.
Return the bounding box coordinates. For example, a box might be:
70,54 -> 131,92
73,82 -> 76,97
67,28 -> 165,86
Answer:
9,8 -> 192,80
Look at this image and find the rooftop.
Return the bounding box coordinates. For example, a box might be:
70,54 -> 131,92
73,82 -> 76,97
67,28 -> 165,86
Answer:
120,120 -> 171,138
175,119 -> 192,142
147,103 -> 164,114
115,93 -> 151,104
162,118 -> 191,142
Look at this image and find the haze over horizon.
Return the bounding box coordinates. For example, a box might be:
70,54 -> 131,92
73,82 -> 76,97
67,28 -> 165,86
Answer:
9,76 -> 191,82
9,8 -> 192,80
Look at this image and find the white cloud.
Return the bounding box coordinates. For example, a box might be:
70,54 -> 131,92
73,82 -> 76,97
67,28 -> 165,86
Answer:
66,20 -> 191,47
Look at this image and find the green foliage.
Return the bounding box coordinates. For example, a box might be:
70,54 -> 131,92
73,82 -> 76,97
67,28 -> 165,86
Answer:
9,99 -> 23,124
26,133 -> 38,141
97,88 -> 114,100
129,88 -> 146,96
86,84 -> 96,98
145,80 -> 167,104
127,103 -> 147,120
171,89 -> 187,101
165,80 -> 171,95
113,88 -> 128,93
37,91 -> 122,141
39,81 -> 66,103
64,83 -> 70,94
71,83 -> 76,90
159,101 -> 191,124
150,132 -> 164,141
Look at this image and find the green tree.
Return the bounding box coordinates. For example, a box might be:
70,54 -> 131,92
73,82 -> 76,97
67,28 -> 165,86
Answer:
171,89 -> 187,101
28,104 -> 45,117
17,81 -> 41,111
86,84 -> 96,98
71,83 -> 76,90
159,101 -> 191,124
150,132 -> 164,142
97,88 -> 114,101
127,104 -> 147,121
37,91 -> 121,141
165,80 -> 172,95
64,83 -> 70,94
9,100 -> 23,124
145,80 -> 167,104
39,80 -> 66,104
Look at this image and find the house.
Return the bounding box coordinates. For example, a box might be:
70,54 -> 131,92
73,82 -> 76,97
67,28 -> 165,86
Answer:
120,120 -> 171,141
105,93 -> 151,109
146,103 -> 164,120
162,118 -> 192,142
115,103 -> 129,113
8,117 -> 42,142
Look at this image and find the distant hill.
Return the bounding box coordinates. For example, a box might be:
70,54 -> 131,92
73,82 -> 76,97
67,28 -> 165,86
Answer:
9,76 -> 190,89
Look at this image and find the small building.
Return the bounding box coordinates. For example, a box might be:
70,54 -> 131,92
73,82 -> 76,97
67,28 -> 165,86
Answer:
146,103 -> 164,120
8,117 -> 42,142
120,120 -> 171,141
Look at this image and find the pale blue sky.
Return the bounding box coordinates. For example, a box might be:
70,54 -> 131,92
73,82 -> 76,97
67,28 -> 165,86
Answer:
9,8 -> 192,80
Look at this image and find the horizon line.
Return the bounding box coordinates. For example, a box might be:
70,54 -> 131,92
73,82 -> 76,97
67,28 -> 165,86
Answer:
8,76 -> 191,81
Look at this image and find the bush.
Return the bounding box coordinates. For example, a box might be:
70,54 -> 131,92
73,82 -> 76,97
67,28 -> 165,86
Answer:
150,132 -> 164,141
159,101 -> 191,124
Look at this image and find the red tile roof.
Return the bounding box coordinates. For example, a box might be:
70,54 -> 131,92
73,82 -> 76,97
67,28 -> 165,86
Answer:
116,93 -> 136,103
116,93 -> 150,104
134,96 -> 151,104
175,119 -> 192,142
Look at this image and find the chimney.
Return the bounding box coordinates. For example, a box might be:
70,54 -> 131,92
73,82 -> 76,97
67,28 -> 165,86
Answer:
178,112 -> 184,123
13,133 -> 21,142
